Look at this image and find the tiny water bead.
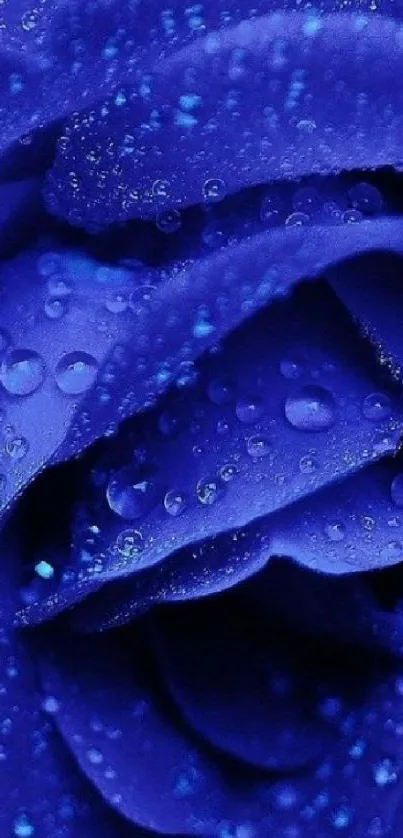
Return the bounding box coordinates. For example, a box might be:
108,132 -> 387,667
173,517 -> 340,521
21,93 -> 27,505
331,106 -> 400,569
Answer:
292,187 -> 320,215
391,474 -> 403,508
235,396 -> 264,424
362,392 -> 392,421
1,349 -> 45,396
5,435 -> 29,459
372,757 -> 399,787
44,298 -> 66,320
156,209 -> 181,233
105,290 -> 129,314
219,462 -> 238,482
164,490 -> 188,516
37,251 -> 64,277
116,528 -> 144,557
196,477 -> 225,505
380,540 -> 403,562
246,435 -> 271,458
107,467 -> 163,519
129,285 -> 157,314
55,351 -> 99,395
285,386 -> 336,432
342,208 -> 363,224
202,177 -> 227,203
280,358 -> 303,379
151,179 -> 170,198
299,453 -> 318,473
324,522 -> 346,542
207,377 -> 235,405
13,814 -> 35,838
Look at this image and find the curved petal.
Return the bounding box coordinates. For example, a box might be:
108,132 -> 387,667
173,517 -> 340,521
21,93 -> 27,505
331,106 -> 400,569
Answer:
18,277 -> 403,625
45,13 -> 403,228
149,596 -> 372,772
37,602 -> 403,836
0,526 -> 139,838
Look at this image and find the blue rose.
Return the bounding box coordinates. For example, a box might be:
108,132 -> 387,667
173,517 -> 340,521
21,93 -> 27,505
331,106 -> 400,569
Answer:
2,1 -> 403,836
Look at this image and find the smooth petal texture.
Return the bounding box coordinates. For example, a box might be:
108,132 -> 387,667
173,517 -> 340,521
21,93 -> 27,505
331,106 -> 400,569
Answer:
45,13 -> 403,228
18,278 -> 403,626
37,598 -> 403,836
0,527 -> 138,838
149,597 -> 371,772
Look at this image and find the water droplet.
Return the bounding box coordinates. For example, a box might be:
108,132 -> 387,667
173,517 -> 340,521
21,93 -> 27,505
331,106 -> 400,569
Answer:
176,361 -> 198,389
324,522 -> 346,542
116,528 -> 144,557
41,695 -> 60,714
1,349 -> 45,396
380,540 -> 403,562
260,194 -> 281,224
246,435 -> 271,458
235,396 -> 264,424
348,182 -> 382,216
219,462 -> 238,482
202,178 -> 227,202
34,560 -> 54,579
6,435 -> 29,459
164,490 -> 187,516
55,351 -> 99,395
105,290 -> 129,314
292,187 -> 320,214
343,208 -> 363,224
130,285 -> 157,314
107,467 -> 162,519
330,803 -> 353,829
44,298 -> 66,319
47,277 -> 74,298
299,453 -> 318,473
280,358 -> 303,379
362,392 -> 392,421
285,385 -> 335,431
372,757 -> 399,787
156,209 -> 181,233
391,474 -> 403,508
13,813 -> 35,838
86,747 -> 104,765
37,251 -> 63,277
152,179 -> 170,198
196,477 -> 224,505
207,377 -> 235,405
285,212 -> 310,227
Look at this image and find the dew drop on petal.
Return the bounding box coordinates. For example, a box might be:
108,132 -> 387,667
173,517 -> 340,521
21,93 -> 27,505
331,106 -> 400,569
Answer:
152,179 -> 170,198
107,467 -> 162,519
235,396 -> 264,424
280,358 -> 303,380
246,435 -> 271,458
219,462 -> 238,482
285,212 -> 310,227
156,209 -> 181,233
116,528 -> 144,557
202,177 -> 227,203
372,757 -> 399,787
324,522 -> 346,542
13,813 -> 35,838
55,351 -> 99,395
5,435 -> 29,459
292,187 -> 320,214
348,182 -> 382,216
1,350 -> 45,396
164,490 -> 188,516
44,298 -> 66,320
285,385 -> 335,432
207,377 -> 235,405
196,477 -> 225,505
362,392 -> 392,421
380,540 -> 403,562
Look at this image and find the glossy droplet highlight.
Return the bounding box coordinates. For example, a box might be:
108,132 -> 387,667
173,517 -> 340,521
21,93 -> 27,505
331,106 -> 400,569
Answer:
235,396 -> 264,425
164,490 -> 187,516
202,177 -> 227,202
196,477 -> 224,506
246,435 -> 271,458
156,209 -> 181,233
324,522 -> 346,542
362,392 -> 392,421
107,467 -> 162,519
116,528 -> 144,557
285,385 -> 335,432
1,349 -> 45,396
55,351 -> 99,395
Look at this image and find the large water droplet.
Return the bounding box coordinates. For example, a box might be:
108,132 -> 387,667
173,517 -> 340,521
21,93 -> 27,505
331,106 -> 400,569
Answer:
285,385 -> 335,431
107,467 -> 162,519
1,349 -> 45,396
55,351 -> 99,395
362,392 -> 392,421
391,474 -> 403,508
